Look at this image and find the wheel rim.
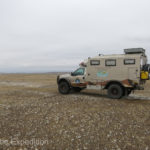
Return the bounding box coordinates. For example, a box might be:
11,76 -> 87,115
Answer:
111,88 -> 118,95
61,85 -> 66,92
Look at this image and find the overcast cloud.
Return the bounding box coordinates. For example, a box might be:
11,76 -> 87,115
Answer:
0,0 -> 150,72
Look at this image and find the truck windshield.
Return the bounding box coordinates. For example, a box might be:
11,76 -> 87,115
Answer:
72,68 -> 85,76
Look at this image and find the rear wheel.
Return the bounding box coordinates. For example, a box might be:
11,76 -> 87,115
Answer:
107,84 -> 123,99
58,81 -> 70,94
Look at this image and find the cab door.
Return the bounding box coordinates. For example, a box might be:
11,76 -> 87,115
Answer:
71,68 -> 86,85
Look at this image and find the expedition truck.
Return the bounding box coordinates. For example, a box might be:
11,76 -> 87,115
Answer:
57,48 -> 149,99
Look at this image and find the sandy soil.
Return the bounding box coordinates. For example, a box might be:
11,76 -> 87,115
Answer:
0,74 -> 150,150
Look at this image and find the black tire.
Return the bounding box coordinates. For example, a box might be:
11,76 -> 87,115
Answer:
107,84 -> 123,99
73,87 -> 82,92
58,81 -> 70,94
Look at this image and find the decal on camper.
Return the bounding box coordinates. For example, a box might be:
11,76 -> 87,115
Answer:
97,71 -> 108,77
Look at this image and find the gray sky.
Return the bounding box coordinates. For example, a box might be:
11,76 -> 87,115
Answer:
0,0 -> 150,72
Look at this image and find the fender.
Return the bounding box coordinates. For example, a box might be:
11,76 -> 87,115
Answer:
104,80 -> 125,89
58,78 -> 71,87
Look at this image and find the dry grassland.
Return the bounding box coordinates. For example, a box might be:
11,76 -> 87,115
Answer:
0,74 -> 150,150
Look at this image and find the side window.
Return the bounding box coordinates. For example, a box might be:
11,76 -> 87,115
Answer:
124,59 -> 135,65
105,59 -> 116,66
90,60 -> 100,66
72,68 -> 85,76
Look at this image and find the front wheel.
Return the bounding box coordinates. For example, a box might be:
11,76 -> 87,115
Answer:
107,84 -> 123,99
58,81 -> 70,94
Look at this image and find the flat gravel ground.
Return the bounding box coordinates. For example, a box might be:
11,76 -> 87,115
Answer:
0,74 -> 150,150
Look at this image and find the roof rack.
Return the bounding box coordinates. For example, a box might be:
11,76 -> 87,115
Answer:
124,48 -> 145,55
